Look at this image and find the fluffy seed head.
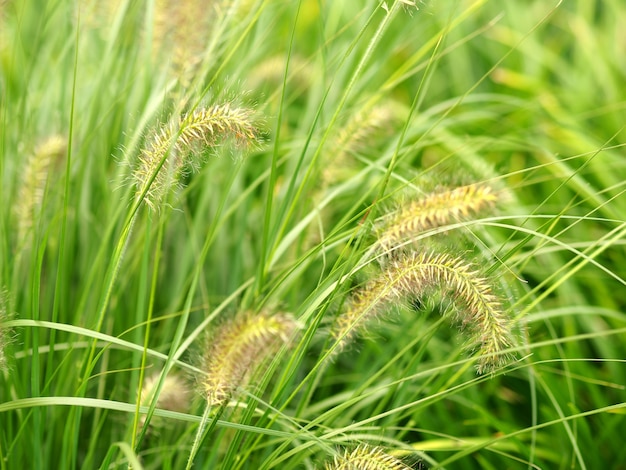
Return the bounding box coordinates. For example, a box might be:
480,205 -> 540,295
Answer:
325,445 -> 412,470
0,288 -> 12,372
134,104 -> 260,209
202,311 -> 298,406
332,251 -> 514,373
152,0 -> 211,81
14,135 -> 67,244
322,104 -> 398,189
139,372 -> 190,430
140,373 -> 190,413
376,184 -> 497,254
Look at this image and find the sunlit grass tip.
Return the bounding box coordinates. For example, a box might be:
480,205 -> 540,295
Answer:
375,183 -> 498,255
133,103 -> 261,210
331,251 -> 515,374
201,311 -> 299,407
324,445 -> 413,470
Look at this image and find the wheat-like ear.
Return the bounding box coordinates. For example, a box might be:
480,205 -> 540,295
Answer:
375,184 -> 497,254
201,311 -> 298,407
133,104 -> 260,209
331,251 -> 514,374
325,445 -> 413,470
14,135 -> 67,244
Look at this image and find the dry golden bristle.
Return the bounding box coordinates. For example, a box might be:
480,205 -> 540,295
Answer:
376,184 -> 498,254
332,251 -> 514,374
134,104 -> 260,209
202,311 -> 298,406
325,445 -> 412,470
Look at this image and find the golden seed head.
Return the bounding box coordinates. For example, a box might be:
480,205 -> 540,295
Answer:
321,103 -> 400,189
376,184 -> 498,254
0,288 -> 12,373
14,135 -> 67,243
140,373 -> 190,413
138,372 -> 190,432
331,251 -> 514,373
202,311 -> 298,406
134,104 -> 260,209
325,445 -> 412,470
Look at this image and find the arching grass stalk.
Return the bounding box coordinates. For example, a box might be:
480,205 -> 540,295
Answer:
129,103 -> 261,447
67,102 -> 261,460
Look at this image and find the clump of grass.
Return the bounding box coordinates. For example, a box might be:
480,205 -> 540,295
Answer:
133,103 -> 260,210
201,311 -> 298,407
375,184 -> 498,255
324,445 -> 413,470
13,135 -> 67,245
332,251 -> 514,374
139,372 -> 190,431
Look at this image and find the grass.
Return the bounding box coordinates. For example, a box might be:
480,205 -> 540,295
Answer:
1,0 -> 625,468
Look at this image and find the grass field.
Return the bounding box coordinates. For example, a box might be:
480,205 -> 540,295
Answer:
1,0 -> 625,468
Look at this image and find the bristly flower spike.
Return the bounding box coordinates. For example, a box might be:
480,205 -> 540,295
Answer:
0,287 -> 13,373
325,445 -> 413,470
133,103 -> 260,210
14,135 -> 67,244
331,251 -> 514,374
201,311 -> 298,407
376,184 -> 497,255
139,372 -> 190,431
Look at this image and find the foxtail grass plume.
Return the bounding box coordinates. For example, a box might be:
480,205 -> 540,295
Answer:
133,104 -> 260,209
375,184 -> 497,255
201,311 -> 298,406
139,373 -> 190,430
152,0 -> 211,86
332,251 -> 514,374
14,135 -> 67,244
325,445 -> 413,470
249,54 -> 313,92
322,104 -> 399,189
0,288 -> 12,372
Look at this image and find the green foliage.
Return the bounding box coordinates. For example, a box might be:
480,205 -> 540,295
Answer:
1,0 -> 625,468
